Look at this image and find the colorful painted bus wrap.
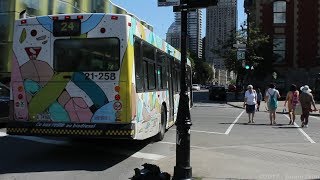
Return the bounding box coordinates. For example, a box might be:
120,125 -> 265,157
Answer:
7,13 -> 192,140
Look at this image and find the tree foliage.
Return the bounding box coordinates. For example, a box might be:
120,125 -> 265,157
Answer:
188,52 -> 213,84
212,21 -> 270,80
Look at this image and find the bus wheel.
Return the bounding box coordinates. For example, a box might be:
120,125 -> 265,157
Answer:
154,106 -> 166,141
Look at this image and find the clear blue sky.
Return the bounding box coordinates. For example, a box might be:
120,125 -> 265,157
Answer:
111,0 -> 246,39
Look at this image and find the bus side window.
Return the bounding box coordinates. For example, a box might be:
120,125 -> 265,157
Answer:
134,40 -> 144,91
143,61 -> 148,90
142,43 -> 156,91
147,62 -> 156,90
173,68 -> 177,93
156,65 -> 162,90
162,65 -> 167,89
156,51 -> 167,90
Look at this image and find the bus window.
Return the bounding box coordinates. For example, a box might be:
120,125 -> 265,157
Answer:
173,69 -> 177,92
134,40 -> 143,91
143,61 -> 148,90
162,65 -> 167,89
156,65 -> 162,89
54,38 -> 120,72
147,62 -> 156,90
142,44 -> 155,61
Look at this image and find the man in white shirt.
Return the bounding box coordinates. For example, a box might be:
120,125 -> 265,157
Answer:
243,85 -> 257,123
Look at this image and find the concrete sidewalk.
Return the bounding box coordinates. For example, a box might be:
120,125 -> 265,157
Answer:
227,100 -> 320,116
156,143 -> 320,180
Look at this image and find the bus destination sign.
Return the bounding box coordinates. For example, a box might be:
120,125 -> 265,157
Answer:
53,19 -> 81,37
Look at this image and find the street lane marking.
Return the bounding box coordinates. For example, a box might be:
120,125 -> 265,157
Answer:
131,152 -> 165,160
13,135 -> 68,145
310,116 -> 320,120
225,110 -> 245,135
0,132 -> 7,137
169,129 -> 225,135
284,115 -> 316,144
158,141 -> 207,149
0,132 -> 68,145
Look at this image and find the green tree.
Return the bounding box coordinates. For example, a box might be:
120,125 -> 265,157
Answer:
188,52 -> 213,84
213,21 -> 270,84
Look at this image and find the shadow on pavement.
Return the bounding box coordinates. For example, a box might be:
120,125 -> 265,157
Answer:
0,135 -> 151,174
219,122 -> 289,126
273,126 -> 301,129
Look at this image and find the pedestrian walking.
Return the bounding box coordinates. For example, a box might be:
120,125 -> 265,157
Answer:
265,83 -> 280,125
243,85 -> 257,123
256,88 -> 262,111
284,84 -> 299,125
299,85 -> 317,128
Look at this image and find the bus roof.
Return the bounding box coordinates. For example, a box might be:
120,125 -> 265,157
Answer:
17,13 -> 191,66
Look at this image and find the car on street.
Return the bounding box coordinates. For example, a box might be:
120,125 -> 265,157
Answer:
192,84 -> 201,91
0,83 -> 10,122
209,85 -> 227,101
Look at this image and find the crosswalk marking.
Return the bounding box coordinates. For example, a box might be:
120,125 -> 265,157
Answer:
158,141 -> 207,149
284,115 -> 316,143
310,116 -> 320,120
131,152 -> 165,160
225,110 -> 245,135
0,131 -> 7,137
169,128 -> 225,135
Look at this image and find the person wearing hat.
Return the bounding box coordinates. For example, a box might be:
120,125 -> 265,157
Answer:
299,85 -> 317,128
243,84 -> 257,123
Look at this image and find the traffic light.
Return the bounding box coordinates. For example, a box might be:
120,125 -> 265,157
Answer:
186,0 -> 218,8
245,65 -> 250,70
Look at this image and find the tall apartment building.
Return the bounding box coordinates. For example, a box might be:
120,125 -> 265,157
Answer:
166,10 -> 202,58
205,0 -> 237,70
205,0 -> 237,84
166,22 -> 181,50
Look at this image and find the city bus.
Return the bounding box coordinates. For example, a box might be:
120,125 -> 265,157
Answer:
7,13 -> 192,141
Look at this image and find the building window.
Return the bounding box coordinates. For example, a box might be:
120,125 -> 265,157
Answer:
273,1 -> 286,24
273,38 -> 286,63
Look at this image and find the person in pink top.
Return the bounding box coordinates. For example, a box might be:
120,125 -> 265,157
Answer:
284,84 -> 299,125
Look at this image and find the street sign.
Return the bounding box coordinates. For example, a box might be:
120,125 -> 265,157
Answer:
158,0 -> 180,6
237,50 -> 245,60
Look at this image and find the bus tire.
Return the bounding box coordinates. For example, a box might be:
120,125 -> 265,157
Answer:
154,106 -> 166,141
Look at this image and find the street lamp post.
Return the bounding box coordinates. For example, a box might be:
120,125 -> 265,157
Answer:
172,1 -> 218,179
173,1 -> 192,179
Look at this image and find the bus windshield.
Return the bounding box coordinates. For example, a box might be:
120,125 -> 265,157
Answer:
54,38 -> 120,72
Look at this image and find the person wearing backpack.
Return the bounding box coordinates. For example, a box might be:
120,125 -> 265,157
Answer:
284,84 -> 299,125
265,83 -> 281,125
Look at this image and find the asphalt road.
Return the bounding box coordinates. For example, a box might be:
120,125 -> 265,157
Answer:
1,90 -> 320,179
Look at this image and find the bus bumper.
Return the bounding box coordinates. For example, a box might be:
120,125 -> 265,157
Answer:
7,121 -> 135,139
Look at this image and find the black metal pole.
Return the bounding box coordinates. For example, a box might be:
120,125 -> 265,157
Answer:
173,0 -> 192,179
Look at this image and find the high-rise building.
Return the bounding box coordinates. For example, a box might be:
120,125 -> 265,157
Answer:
166,22 -> 181,50
166,10 -> 202,58
205,0 -> 237,70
